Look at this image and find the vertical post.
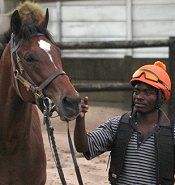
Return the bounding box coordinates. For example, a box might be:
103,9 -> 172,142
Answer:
126,0 -> 133,56
0,0 -> 4,13
168,37 -> 175,120
123,55 -> 132,110
56,1 -> 62,42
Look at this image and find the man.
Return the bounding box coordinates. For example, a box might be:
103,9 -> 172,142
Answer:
74,61 -> 174,185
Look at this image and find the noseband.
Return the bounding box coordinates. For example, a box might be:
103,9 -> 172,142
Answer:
10,33 -> 66,110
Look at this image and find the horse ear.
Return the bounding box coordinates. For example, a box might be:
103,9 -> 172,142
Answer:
10,10 -> 22,35
38,8 -> 49,29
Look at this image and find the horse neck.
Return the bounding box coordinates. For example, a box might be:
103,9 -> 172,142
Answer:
0,45 -> 33,140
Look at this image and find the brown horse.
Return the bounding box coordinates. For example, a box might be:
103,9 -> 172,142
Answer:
0,9 -> 81,185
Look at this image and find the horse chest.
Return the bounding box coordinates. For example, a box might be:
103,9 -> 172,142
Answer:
0,148 -> 46,185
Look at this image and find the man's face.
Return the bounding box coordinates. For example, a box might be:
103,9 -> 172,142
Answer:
132,82 -> 158,113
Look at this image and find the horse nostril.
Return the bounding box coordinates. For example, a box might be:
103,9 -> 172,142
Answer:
60,96 -> 81,120
62,96 -> 80,108
63,96 -> 73,107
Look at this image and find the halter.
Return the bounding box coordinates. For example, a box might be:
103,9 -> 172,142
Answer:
10,33 -> 66,110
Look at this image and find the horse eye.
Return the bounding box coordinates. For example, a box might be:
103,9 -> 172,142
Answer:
24,55 -> 34,63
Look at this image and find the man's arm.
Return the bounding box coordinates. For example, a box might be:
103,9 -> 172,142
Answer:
74,96 -> 89,153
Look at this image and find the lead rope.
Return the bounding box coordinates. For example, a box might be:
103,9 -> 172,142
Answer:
43,98 -> 84,185
66,122 -> 84,185
43,98 -> 67,185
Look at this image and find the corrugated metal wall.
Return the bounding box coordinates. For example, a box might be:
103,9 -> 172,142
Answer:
39,0 -> 175,58
0,0 -> 10,34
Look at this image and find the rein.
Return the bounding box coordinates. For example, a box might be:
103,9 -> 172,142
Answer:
43,98 -> 84,185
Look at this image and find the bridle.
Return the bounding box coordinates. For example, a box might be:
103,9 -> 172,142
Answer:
10,33 -> 84,185
10,33 -> 66,110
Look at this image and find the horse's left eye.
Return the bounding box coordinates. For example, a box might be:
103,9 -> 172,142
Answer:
24,55 -> 34,63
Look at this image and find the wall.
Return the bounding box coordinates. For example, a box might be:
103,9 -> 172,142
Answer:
2,0 -> 174,58
39,0 -> 175,58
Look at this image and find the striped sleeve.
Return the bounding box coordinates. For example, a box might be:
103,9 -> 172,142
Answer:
83,116 -> 121,160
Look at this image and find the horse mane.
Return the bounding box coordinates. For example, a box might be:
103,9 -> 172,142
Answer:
0,23 -> 55,58
0,29 -> 11,57
10,1 -> 44,26
0,1 -> 46,57
19,23 -> 54,43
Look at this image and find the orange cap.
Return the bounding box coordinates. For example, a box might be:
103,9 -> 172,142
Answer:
130,61 -> 171,101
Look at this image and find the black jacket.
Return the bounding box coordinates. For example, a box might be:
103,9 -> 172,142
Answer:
109,111 -> 175,185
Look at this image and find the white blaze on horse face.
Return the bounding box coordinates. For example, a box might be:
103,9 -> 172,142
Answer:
38,40 -> 57,69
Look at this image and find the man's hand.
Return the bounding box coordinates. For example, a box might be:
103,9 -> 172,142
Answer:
78,96 -> 89,118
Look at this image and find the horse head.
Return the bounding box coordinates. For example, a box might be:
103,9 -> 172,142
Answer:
9,9 -> 81,121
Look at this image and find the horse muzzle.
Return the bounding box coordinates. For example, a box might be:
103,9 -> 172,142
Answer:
52,95 -> 81,121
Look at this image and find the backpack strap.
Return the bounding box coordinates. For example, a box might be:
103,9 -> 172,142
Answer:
155,121 -> 174,185
108,112 -> 134,184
